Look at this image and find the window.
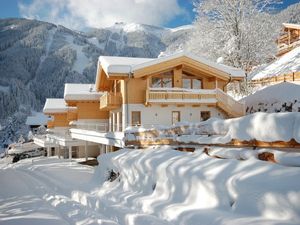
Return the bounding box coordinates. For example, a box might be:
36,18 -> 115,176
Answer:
192,79 -> 202,89
151,71 -> 173,88
151,77 -> 161,88
182,73 -> 202,89
162,77 -> 172,88
183,78 -> 191,89
201,111 -> 211,121
131,111 -> 141,126
172,111 -> 181,124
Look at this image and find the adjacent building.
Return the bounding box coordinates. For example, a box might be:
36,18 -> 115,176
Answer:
276,23 -> 300,57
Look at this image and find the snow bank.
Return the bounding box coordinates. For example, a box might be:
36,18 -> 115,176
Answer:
250,46 -> 300,80
204,147 -> 300,167
177,112 -> 300,144
242,82 -> 300,113
126,112 -> 300,144
91,148 -> 300,224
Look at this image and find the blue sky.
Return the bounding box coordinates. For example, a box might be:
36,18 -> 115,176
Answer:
0,0 -> 299,29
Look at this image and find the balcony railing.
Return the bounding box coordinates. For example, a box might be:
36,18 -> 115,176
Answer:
146,88 -> 217,104
71,122 -> 123,132
216,89 -> 245,117
146,88 -> 245,118
100,92 -> 122,110
277,39 -> 300,55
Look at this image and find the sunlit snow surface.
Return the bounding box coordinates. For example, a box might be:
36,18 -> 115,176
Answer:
0,147 -> 300,225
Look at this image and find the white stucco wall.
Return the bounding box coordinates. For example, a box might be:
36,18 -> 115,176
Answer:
123,104 -> 226,127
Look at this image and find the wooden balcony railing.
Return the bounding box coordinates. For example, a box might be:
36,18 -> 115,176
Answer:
216,89 -> 245,117
146,88 -> 245,118
100,92 -> 122,110
146,88 -> 217,104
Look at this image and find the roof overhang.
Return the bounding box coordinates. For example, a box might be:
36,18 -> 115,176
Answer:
282,23 -> 300,30
95,52 -> 245,90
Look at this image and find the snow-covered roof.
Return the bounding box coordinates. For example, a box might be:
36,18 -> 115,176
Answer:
282,23 -> 300,30
250,46 -> 300,80
64,83 -> 103,101
25,112 -> 50,126
7,142 -> 40,154
43,98 -> 76,114
99,51 -> 245,78
99,56 -> 152,74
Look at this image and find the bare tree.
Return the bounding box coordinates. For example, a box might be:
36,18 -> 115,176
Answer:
187,0 -> 282,71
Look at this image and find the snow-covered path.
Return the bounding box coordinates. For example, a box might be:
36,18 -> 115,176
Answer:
0,158 -> 117,225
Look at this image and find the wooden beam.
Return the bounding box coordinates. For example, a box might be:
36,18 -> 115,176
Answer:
173,66 -> 182,88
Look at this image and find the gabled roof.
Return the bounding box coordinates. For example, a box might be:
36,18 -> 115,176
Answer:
98,51 -> 245,78
282,23 -> 300,30
43,98 -> 76,114
64,83 -> 103,101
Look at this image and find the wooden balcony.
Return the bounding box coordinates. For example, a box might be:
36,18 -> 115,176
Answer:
146,88 -> 217,105
100,92 -> 122,110
146,88 -> 245,118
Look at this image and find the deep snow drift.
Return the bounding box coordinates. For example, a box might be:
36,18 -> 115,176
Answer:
242,82 -> 300,113
126,112 -> 300,144
1,147 -> 300,225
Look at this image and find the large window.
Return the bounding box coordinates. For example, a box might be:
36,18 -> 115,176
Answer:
182,74 -> 202,89
151,71 -> 173,88
131,111 -> 141,126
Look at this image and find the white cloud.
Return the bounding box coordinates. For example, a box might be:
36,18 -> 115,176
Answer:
18,0 -> 186,29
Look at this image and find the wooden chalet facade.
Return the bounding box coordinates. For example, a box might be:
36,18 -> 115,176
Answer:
34,52 -> 246,157
277,23 -> 300,57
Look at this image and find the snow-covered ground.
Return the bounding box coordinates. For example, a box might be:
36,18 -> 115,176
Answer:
1,147 -> 300,225
242,82 -> 300,113
249,46 -> 300,80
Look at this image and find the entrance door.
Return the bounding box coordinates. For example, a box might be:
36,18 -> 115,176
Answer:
172,111 -> 180,124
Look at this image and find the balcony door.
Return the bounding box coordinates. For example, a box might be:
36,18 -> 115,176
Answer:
172,111 -> 180,125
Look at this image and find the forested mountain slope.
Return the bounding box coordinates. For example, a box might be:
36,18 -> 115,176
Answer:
0,18 -> 191,148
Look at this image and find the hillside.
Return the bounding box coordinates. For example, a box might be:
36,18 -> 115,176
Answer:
0,18 -> 192,148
